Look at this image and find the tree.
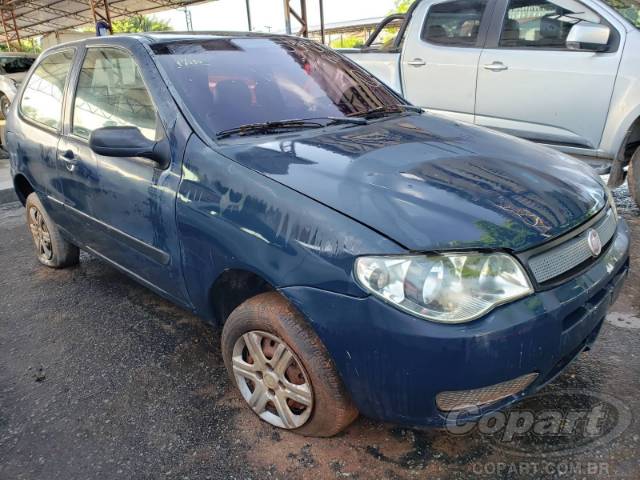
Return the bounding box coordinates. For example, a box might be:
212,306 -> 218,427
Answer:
111,15 -> 172,33
392,0 -> 416,13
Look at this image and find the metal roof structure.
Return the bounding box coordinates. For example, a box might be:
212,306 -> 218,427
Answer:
0,0 -> 210,45
0,0 -> 329,50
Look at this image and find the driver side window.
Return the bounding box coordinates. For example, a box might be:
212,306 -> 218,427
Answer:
499,0 -> 602,48
72,48 -> 158,140
422,0 -> 489,46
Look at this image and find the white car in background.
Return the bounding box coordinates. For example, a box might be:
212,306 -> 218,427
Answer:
0,52 -> 37,119
340,0 -> 640,205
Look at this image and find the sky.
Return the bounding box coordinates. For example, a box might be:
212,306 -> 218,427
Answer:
153,0 -> 398,33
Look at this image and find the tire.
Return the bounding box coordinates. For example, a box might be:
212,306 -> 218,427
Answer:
221,291 -> 358,437
25,192 -> 80,268
629,147 -> 640,207
0,93 -> 9,120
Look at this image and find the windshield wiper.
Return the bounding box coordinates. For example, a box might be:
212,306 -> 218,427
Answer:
324,116 -> 368,125
216,120 -> 325,139
348,104 -> 423,119
216,117 -> 368,139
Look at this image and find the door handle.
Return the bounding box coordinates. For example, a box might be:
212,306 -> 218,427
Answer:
407,58 -> 426,67
59,150 -> 77,172
483,62 -> 508,72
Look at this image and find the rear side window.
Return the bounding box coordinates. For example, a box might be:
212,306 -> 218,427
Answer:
499,0 -> 602,48
422,0 -> 489,46
368,17 -> 406,51
20,50 -> 74,130
72,48 -> 157,140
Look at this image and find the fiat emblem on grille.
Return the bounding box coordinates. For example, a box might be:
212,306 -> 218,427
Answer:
587,229 -> 602,257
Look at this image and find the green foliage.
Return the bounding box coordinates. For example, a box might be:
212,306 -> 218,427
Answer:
329,36 -> 365,49
0,38 -> 40,53
602,0 -> 640,27
111,15 -> 172,33
391,0 -> 416,13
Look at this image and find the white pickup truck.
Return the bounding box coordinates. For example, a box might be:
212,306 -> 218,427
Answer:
340,0 -> 640,204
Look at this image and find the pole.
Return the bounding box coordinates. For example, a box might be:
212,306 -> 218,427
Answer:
283,0 -> 291,34
300,0 -> 307,37
319,0 -> 325,44
245,0 -> 252,31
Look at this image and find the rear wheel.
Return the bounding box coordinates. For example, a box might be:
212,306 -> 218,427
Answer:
25,193 -> 79,268
221,292 -> 358,437
0,93 -> 10,120
629,147 -> 640,206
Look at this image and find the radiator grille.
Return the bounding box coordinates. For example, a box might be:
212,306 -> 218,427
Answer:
529,209 -> 616,284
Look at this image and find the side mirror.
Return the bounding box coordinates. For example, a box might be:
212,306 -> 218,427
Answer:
89,126 -> 169,168
566,23 -> 610,52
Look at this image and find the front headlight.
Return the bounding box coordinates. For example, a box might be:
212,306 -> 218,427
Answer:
355,252 -> 533,324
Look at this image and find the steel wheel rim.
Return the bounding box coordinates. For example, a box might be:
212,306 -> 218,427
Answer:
28,206 -> 53,261
232,330 -> 313,429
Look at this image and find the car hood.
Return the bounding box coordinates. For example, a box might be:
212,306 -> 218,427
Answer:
218,114 -> 606,252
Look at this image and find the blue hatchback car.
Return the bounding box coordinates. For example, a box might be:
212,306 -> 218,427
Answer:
7,33 -> 630,436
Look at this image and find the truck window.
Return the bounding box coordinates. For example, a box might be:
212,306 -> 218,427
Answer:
19,50 -> 74,130
368,17 -> 406,51
421,0 -> 489,46
499,0 -> 602,48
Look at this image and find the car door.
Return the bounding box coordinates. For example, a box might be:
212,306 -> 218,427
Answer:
345,15 -> 406,93
60,45 -> 189,304
401,0 -> 495,123
475,0 -> 624,151
11,49 -> 76,227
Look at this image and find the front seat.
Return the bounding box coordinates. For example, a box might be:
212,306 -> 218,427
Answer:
501,19 -> 521,46
427,24 -> 448,43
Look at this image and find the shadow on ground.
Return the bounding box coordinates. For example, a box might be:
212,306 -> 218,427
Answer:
0,187 -> 638,479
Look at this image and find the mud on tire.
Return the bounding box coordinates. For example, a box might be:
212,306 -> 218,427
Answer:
25,192 -> 80,268
221,291 -> 358,437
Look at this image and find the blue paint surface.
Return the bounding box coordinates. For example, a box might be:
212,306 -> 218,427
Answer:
6,34 -> 629,426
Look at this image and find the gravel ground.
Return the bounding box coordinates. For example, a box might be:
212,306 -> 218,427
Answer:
0,185 -> 639,480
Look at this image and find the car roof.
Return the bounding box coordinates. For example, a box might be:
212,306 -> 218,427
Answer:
74,31 -> 295,46
39,31 -> 306,58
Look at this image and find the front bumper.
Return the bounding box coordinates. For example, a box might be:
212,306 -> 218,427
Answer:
280,219 -> 630,427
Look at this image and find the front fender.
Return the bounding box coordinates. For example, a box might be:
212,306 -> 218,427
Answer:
176,135 -> 405,318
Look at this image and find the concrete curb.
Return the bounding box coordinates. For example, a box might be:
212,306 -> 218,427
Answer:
0,187 -> 17,205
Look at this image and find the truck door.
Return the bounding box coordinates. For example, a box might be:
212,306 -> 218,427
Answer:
474,0 -> 624,151
344,15 -> 406,93
401,0 -> 494,123
61,46 -> 189,304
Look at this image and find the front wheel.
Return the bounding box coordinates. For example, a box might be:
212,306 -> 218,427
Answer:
25,193 -> 79,268
629,147 -> 639,206
221,292 -> 358,437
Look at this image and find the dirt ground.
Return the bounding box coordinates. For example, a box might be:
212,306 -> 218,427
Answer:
0,184 -> 639,480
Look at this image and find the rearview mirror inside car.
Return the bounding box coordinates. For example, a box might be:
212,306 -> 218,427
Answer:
89,126 -> 169,168
566,23 -> 611,52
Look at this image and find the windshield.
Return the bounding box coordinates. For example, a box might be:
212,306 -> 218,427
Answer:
151,37 -> 403,137
0,56 -> 35,75
601,0 -> 640,28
